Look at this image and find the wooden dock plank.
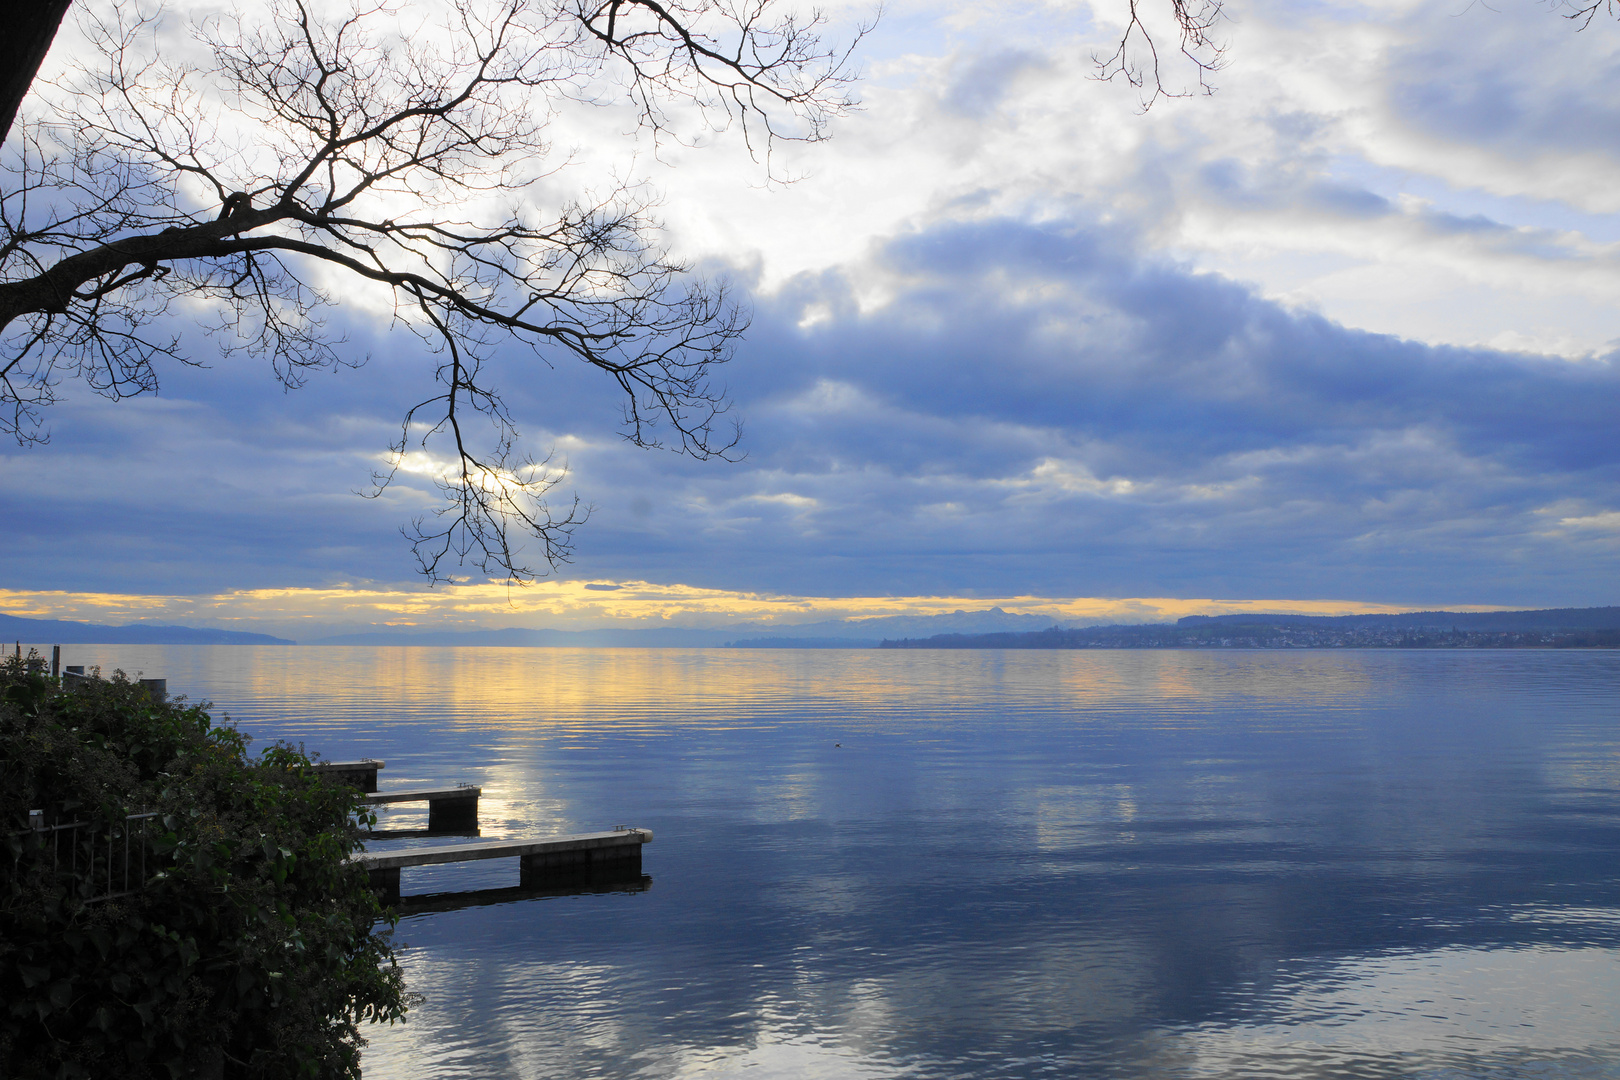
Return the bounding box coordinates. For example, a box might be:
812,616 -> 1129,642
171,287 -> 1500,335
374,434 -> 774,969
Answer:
362,786 -> 480,805
362,784 -> 481,831
354,829 -> 651,870
314,759 -> 386,771
355,828 -> 653,904
312,759 -> 385,792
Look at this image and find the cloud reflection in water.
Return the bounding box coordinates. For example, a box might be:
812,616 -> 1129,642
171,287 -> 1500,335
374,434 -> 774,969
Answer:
48,645 -> 1620,1078
1162,944 -> 1620,1078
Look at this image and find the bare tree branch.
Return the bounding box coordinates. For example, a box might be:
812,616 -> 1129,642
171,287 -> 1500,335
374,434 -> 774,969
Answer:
573,0 -> 872,168
1092,0 -> 1228,110
1,0 -> 852,583
0,1 -> 72,145
1559,0 -> 1620,29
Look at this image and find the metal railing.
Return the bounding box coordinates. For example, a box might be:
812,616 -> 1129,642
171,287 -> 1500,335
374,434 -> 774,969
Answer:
10,810 -> 162,903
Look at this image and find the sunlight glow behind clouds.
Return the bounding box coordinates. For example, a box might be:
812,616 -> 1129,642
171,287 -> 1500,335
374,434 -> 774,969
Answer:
0,585 -> 1464,638
6,0 -> 1620,617
650,0 -> 1620,355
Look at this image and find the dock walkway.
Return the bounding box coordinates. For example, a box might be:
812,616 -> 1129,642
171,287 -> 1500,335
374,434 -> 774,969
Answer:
312,759 -> 385,792
361,786 -> 480,831
352,828 -> 652,904
44,673 -> 655,909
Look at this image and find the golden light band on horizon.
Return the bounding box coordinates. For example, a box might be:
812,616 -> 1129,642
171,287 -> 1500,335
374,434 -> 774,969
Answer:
0,583 -> 1513,637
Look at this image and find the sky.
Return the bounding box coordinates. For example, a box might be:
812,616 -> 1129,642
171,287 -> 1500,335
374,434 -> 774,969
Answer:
3,0 -> 1620,637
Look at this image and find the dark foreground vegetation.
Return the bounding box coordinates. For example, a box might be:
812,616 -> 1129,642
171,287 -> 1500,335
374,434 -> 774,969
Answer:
0,653 -> 405,1079
882,608 -> 1620,650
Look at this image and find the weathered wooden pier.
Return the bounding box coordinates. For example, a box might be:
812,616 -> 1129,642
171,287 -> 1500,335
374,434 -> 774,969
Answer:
362,785 -> 482,832
32,666 -> 654,911
317,758 -> 650,905
316,761 -> 482,830
352,829 -> 654,905
312,759 -> 386,792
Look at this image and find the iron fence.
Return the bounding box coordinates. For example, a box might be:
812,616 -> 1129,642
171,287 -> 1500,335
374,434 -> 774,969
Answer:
8,810 -> 162,902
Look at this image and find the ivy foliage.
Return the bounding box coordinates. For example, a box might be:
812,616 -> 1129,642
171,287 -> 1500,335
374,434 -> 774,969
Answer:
0,653 -> 408,1079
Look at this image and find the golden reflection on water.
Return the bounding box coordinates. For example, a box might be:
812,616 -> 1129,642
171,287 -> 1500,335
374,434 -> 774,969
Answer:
28,644 -> 1620,1080
38,645 -> 1399,746
37,645 -> 1403,728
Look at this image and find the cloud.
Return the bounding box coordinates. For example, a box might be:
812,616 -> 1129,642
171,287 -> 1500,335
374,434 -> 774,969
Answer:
557,214 -> 1620,604
0,584 -> 1455,639
5,207 -> 1619,610
8,0 -> 1620,617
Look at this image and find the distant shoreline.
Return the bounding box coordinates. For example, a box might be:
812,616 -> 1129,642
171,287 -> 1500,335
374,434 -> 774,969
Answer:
881,624 -> 1620,650
9,605 -> 1620,650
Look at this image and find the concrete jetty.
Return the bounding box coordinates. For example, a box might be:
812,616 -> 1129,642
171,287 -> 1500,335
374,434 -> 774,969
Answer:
352,828 -> 653,904
312,759 -> 386,792
362,786 -> 481,832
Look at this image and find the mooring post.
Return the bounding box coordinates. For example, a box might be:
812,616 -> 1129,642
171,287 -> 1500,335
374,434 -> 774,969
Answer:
427,791 -> 480,832
369,867 -> 402,906
50,645 -> 59,678
518,843 -> 641,888
315,761 -> 384,792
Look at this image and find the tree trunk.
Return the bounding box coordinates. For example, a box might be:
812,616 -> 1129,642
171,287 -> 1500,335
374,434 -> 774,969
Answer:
1,1 -> 73,144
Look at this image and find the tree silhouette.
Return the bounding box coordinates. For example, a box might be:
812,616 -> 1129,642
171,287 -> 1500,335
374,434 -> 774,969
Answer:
0,2 -> 71,145
0,0 -> 862,582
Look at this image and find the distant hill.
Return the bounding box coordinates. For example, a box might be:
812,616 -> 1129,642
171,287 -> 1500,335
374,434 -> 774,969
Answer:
0,613 -> 294,645
724,637 -> 883,648
724,607 -> 1057,641
882,606 -> 1620,650
13,604 -> 1614,650
1177,607 -> 1620,632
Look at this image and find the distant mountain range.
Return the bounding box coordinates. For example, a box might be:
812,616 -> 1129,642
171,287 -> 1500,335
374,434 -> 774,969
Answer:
7,609 -> 1050,649
730,607 -> 1056,640
882,606 -> 1620,650
0,612 -> 294,646
8,605 -> 1619,650
1177,607 -> 1620,632
724,636 -> 883,648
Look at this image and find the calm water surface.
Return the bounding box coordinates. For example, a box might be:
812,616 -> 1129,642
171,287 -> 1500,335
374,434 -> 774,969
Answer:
46,646 -> 1620,1078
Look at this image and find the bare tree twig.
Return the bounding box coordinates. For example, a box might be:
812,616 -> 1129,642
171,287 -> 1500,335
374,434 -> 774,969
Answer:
1559,0 -> 1619,29
1,0 -> 858,583
1092,0 -> 1228,110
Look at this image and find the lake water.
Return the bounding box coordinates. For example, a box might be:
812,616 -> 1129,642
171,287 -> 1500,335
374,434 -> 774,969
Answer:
38,645 -> 1620,1078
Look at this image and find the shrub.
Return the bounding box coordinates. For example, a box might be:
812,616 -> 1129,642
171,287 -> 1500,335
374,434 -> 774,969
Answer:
0,653 -> 407,1079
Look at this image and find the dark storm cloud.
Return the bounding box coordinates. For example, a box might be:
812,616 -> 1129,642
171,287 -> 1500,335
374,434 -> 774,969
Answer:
1199,159 -> 1395,219
0,322 -> 440,593
5,215 -> 1620,606
569,217 -> 1620,602
744,219 -> 1620,469
1379,3 -> 1620,165
939,49 -> 1048,118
